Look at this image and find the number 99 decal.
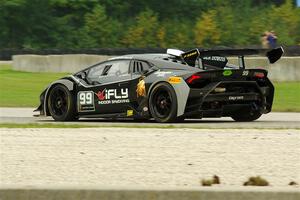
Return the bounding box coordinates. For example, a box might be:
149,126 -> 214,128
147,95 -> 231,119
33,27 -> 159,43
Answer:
79,92 -> 92,105
242,70 -> 249,76
77,91 -> 95,112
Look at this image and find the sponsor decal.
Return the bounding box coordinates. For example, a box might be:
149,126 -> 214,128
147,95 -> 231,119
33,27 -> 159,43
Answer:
223,70 -> 232,76
96,90 -> 105,100
136,78 -> 146,97
228,96 -> 244,101
98,99 -> 130,104
214,87 -> 226,93
78,91 -> 95,112
168,76 -> 181,84
95,88 -> 130,104
181,49 -> 200,66
154,71 -> 172,77
182,50 -> 198,58
127,110 -> 133,116
202,56 -> 226,62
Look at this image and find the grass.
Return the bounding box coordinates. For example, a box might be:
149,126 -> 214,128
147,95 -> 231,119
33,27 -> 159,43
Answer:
0,64 -> 299,111
272,82 -> 300,112
0,64 -> 68,107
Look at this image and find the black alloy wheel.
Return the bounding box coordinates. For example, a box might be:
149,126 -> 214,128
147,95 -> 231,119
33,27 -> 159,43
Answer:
48,84 -> 77,121
149,82 -> 178,123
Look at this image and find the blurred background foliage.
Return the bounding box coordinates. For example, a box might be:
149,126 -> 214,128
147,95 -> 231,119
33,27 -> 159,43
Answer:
0,0 -> 299,49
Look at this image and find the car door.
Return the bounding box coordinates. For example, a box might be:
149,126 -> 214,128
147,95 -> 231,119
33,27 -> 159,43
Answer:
128,60 -> 152,109
77,59 -> 132,115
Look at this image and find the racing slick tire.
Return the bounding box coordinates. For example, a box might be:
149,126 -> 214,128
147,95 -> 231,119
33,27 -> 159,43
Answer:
231,110 -> 262,122
149,82 -> 178,123
47,84 -> 77,121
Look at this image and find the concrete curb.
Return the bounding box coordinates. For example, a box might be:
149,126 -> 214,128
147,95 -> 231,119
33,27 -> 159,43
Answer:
12,54 -> 113,73
12,55 -> 300,81
0,186 -> 299,200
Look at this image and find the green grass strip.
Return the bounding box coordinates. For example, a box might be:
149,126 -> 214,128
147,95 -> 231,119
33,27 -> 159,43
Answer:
0,64 -> 68,107
272,82 -> 300,112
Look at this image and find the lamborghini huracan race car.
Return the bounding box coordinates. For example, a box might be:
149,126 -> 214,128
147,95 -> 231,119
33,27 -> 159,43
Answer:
35,47 -> 283,122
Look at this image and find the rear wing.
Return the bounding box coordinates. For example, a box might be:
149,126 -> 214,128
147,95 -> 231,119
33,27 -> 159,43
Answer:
176,47 -> 284,69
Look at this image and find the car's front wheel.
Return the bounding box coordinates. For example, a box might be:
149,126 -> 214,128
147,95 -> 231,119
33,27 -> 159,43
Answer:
149,82 -> 178,123
48,84 -> 77,121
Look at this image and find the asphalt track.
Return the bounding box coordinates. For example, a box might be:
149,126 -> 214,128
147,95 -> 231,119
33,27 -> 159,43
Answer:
0,107 -> 299,129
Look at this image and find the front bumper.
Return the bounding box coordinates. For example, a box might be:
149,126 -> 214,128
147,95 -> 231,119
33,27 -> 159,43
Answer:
33,90 -> 47,117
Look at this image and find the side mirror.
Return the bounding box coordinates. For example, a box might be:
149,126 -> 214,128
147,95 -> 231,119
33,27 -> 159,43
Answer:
77,71 -> 86,80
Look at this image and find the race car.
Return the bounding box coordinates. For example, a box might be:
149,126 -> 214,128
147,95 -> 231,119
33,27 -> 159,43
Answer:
35,47 -> 283,122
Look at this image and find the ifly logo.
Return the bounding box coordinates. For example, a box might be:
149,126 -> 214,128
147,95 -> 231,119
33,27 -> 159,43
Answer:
96,88 -> 128,101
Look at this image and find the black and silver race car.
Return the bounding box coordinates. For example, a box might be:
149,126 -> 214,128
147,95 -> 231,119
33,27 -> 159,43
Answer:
35,47 -> 283,122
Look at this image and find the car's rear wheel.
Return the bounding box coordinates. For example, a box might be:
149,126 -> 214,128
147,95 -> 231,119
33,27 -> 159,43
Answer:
231,110 -> 262,122
149,82 -> 178,123
48,84 -> 77,121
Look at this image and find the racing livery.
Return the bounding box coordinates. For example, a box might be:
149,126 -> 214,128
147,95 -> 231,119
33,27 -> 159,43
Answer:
35,47 -> 284,122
